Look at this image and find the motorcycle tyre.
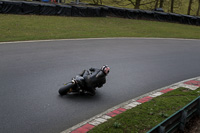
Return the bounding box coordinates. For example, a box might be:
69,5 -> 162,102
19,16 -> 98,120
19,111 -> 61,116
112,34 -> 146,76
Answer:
58,83 -> 75,96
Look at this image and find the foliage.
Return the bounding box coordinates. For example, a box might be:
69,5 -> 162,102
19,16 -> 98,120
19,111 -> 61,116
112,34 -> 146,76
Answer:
82,0 -> 200,16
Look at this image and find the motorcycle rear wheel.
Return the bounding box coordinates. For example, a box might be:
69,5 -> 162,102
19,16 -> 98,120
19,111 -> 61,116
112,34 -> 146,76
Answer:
58,83 -> 75,96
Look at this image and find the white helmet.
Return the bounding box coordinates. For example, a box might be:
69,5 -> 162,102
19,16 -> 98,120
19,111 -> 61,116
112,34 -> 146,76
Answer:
102,65 -> 110,75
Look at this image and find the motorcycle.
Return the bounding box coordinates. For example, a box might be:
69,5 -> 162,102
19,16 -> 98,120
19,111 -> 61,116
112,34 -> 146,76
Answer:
58,66 -> 110,96
58,75 -> 86,96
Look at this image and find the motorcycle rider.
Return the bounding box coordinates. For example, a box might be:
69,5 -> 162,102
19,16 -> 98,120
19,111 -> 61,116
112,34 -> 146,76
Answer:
79,65 -> 110,96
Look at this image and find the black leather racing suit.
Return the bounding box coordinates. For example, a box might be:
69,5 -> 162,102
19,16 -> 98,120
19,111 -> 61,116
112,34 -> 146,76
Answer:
79,68 -> 106,96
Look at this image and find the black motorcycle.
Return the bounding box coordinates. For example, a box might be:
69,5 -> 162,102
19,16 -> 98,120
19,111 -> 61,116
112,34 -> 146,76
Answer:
58,75 -> 86,96
58,66 -> 110,96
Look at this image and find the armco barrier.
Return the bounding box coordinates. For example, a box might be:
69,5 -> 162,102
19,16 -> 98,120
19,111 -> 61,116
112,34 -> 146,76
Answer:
100,6 -> 108,17
154,12 -> 171,22
87,6 -> 101,17
39,3 -> 56,15
56,4 -> 71,16
148,96 -> 200,133
1,1 -> 22,14
71,6 -> 87,17
105,6 -> 126,18
126,9 -> 140,19
0,0 -> 200,26
0,1 -> 2,13
22,2 -> 40,15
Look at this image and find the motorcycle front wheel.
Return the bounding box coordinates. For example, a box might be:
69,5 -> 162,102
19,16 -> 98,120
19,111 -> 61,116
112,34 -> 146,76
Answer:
58,83 -> 75,96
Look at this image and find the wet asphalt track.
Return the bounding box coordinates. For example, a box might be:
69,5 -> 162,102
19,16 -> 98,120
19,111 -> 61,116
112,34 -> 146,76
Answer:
1,38 -> 200,133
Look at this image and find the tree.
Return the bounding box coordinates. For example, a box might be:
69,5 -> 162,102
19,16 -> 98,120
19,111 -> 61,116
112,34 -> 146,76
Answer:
197,0 -> 200,16
92,0 -> 102,5
135,0 -> 141,9
155,0 -> 159,9
160,0 -> 164,8
155,0 -> 164,9
187,0 -> 193,15
171,0 -> 175,13
127,0 -> 141,9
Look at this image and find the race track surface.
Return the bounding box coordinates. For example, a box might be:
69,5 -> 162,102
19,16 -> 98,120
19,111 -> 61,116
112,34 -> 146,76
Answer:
1,38 -> 200,133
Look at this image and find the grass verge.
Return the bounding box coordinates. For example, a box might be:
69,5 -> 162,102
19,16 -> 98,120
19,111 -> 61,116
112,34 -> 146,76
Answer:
0,14 -> 200,42
89,87 -> 200,133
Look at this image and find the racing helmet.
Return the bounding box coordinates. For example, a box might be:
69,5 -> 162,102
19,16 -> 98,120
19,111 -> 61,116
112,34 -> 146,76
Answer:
102,65 -> 110,75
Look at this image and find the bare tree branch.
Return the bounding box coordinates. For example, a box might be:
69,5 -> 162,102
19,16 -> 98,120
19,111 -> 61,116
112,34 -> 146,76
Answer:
140,1 -> 156,6
128,0 -> 136,6
160,0 -> 164,8
155,0 -> 159,9
197,0 -> 200,16
171,0 -> 175,13
188,0 -> 193,15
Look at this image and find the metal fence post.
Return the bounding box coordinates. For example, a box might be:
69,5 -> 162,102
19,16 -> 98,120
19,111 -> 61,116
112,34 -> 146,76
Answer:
198,97 -> 200,117
180,110 -> 188,132
76,0 -> 79,4
158,126 -> 165,133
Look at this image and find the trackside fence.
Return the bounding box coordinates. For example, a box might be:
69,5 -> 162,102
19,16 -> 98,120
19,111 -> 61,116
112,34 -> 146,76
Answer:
0,0 -> 200,26
147,96 -> 200,133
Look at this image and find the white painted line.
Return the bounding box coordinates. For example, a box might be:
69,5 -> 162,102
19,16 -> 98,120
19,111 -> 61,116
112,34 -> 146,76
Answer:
123,102 -> 141,109
123,105 -> 135,109
89,120 -> 102,126
128,99 -> 136,103
132,102 -> 141,105
171,83 -> 199,90
181,84 -> 199,90
0,37 -> 199,45
196,77 -> 200,81
149,92 -> 163,97
0,38 -> 118,44
170,85 -> 182,90
100,115 -> 111,120
95,118 -> 107,123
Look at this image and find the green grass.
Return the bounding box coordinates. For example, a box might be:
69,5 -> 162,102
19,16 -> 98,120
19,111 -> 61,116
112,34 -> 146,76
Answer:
89,87 -> 200,133
0,14 -> 200,42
